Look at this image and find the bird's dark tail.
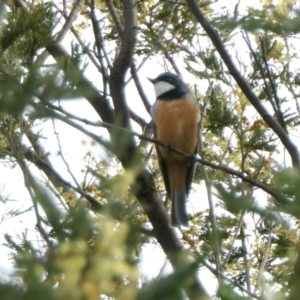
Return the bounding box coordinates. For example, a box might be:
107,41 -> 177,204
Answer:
171,189 -> 189,227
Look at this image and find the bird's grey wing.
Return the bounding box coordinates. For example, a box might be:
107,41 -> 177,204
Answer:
153,123 -> 171,199
185,128 -> 199,196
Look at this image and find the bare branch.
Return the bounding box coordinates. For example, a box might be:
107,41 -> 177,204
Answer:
108,0 -> 138,166
131,63 -> 152,115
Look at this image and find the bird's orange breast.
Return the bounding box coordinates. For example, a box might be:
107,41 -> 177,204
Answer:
153,97 -> 200,162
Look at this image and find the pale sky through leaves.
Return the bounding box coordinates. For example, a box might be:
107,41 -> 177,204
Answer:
1,0 -> 299,297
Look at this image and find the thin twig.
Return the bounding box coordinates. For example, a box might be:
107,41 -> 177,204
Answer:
240,224 -> 251,292
52,120 -> 82,190
20,160 -> 53,246
90,0 -> 110,100
164,51 -> 182,76
160,0 -> 187,5
45,180 -> 69,211
254,226 -> 273,294
222,211 -> 245,266
199,83 -> 222,278
131,63 -> 152,114
53,2 -> 103,73
284,38 -> 300,115
199,258 -> 261,299
242,32 -> 278,118
41,101 -> 291,205
260,37 -> 287,132
24,148 -> 102,209
129,108 -> 148,128
1,115 -> 53,246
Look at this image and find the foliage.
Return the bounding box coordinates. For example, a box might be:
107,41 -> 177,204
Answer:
0,0 -> 300,299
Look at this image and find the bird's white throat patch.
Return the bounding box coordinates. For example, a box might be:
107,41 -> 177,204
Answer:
153,81 -> 176,98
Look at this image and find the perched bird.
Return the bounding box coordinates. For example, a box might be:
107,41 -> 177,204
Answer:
149,72 -> 200,227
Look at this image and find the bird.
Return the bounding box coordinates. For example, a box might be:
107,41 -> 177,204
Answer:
149,72 -> 200,227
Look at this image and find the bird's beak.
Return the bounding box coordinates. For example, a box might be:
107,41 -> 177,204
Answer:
147,77 -> 155,84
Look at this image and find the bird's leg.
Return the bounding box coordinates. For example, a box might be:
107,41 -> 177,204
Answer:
165,142 -> 171,152
192,153 -> 199,163
164,194 -> 169,207
190,153 -> 199,167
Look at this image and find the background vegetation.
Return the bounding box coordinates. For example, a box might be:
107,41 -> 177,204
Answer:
1,0 -> 300,299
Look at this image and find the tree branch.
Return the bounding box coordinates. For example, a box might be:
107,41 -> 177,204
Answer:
131,63 -> 152,115
38,102 -> 210,298
242,32 -> 280,120
284,38 -> 300,115
186,0 -> 300,167
125,0 -> 177,85
260,37 -> 287,132
53,2 -> 103,73
12,4 -> 112,125
222,212 -> 245,266
24,149 -> 102,210
254,226 -> 273,294
90,0 -> 110,100
200,257 -> 260,299
45,43 -> 115,126
20,160 -> 53,246
43,102 -> 292,208
108,0 -> 138,166
133,170 -> 211,299
105,0 -> 124,35
199,83 -> 221,278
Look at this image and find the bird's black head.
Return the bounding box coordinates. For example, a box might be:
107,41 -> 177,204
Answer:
148,72 -> 190,100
